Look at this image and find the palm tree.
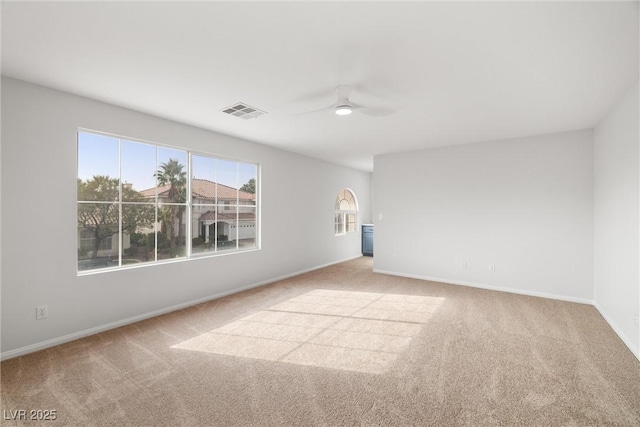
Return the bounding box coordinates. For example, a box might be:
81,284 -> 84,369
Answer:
154,159 -> 187,248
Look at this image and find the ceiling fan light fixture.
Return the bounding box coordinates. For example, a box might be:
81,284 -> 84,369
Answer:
335,104 -> 352,116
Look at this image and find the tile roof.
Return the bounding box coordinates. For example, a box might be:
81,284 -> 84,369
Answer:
138,179 -> 255,201
199,211 -> 256,222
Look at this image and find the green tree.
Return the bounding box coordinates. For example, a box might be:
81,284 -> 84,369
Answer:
240,178 -> 256,194
154,159 -> 187,247
77,176 -> 153,259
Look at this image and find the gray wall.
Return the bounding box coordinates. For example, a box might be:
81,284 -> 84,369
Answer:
593,81 -> 640,357
0,77 -> 371,358
3,76 -> 638,362
373,129 -> 594,303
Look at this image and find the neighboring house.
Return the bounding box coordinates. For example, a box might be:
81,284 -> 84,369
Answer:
139,178 -> 256,245
78,179 -> 256,269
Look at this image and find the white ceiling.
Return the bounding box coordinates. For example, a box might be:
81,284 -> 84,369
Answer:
2,1 -> 638,171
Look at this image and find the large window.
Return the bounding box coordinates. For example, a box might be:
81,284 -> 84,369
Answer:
77,130 -> 259,272
190,156 -> 257,255
335,189 -> 358,235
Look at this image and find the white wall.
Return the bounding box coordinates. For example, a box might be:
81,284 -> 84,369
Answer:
373,130 -> 594,302
593,81 -> 640,358
0,77 -> 371,358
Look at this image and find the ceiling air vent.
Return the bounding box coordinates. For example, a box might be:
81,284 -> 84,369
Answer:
221,103 -> 266,120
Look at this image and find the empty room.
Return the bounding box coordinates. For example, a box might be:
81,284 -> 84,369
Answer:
1,1 -> 639,426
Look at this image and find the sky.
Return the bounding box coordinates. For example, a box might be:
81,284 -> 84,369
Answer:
77,131 -> 257,192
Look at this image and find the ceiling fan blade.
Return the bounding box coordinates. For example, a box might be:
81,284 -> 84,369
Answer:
359,107 -> 396,117
289,85 -> 397,117
351,102 -> 396,117
336,85 -> 351,101
291,104 -> 334,116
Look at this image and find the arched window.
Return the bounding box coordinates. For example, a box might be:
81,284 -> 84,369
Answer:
335,189 -> 358,235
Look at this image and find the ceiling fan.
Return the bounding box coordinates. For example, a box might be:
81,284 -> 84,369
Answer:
293,85 -> 396,117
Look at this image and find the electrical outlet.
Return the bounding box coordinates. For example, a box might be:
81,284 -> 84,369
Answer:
490,264 -> 496,272
634,313 -> 639,327
463,261 -> 468,270
36,305 -> 48,320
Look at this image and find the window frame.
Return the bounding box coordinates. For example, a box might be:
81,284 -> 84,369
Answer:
334,188 -> 358,236
77,128 -> 260,275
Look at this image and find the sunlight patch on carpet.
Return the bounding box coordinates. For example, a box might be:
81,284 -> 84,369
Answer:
172,290 -> 445,374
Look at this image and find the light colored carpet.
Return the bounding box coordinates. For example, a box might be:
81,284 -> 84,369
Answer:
2,257 -> 639,426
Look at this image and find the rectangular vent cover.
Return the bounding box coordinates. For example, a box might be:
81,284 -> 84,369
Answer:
222,103 -> 266,120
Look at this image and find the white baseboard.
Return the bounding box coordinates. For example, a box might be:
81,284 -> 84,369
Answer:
375,268 -> 640,362
593,302 -> 640,363
7,257 -> 636,364
0,255 -> 362,361
373,269 -> 594,304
